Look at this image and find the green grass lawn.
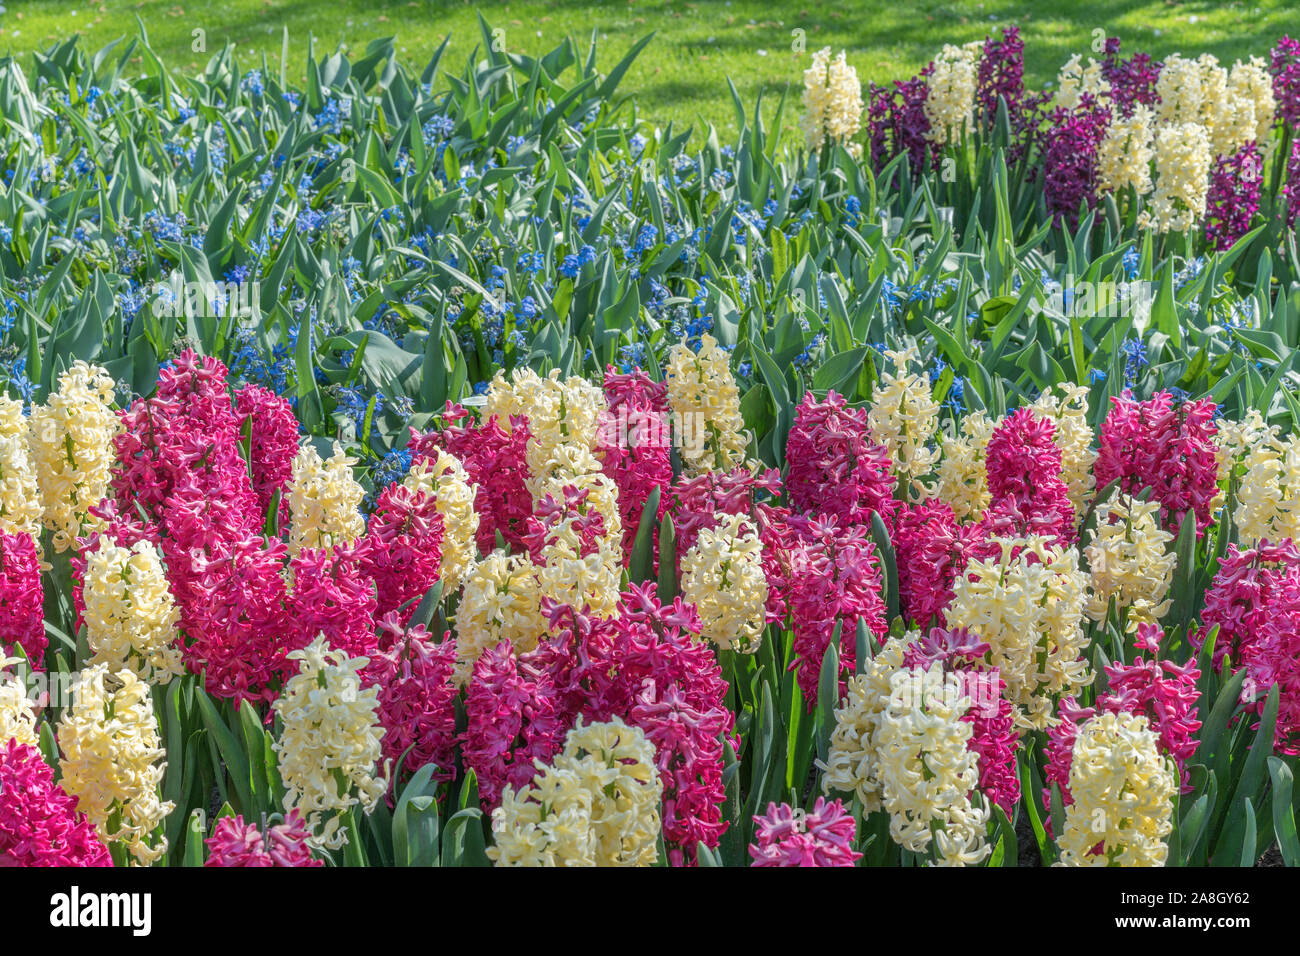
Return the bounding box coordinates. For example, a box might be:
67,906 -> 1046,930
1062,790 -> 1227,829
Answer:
6,1 -> 1296,140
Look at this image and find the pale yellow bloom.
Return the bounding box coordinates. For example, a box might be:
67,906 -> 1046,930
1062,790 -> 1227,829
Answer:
1154,54 -> 1226,130
533,473 -> 625,620
485,367 -> 607,500
83,538 -> 183,685
404,450 -> 481,594
273,636 -> 387,850
453,550 -> 547,685
1234,431 -> 1300,547
801,47 -> 864,158
1219,57 -> 1275,154
821,633 -> 914,813
1142,122 -> 1212,233
1055,54 -> 1110,111
0,658 -> 38,747
489,717 -> 662,867
868,346 -> 940,499
1098,104 -> 1155,198
286,441 -> 366,556
947,536 -> 1091,731
1085,491 -> 1177,625
57,664 -> 173,865
875,666 -> 990,866
665,334 -> 749,476
1056,711 -> 1175,867
28,361 -> 120,552
935,412 -> 994,520
680,511 -> 768,653
924,43 -> 983,145
0,395 -> 42,547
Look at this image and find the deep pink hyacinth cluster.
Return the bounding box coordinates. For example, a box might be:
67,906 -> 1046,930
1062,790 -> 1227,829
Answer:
1045,627 -> 1201,817
522,484 -> 610,563
0,532 -> 45,667
760,511 -> 887,705
203,810 -> 320,867
1205,144 -> 1263,251
1101,38 -> 1162,117
749,797 -> 862,867
460,583 -> 733,864
1197,540 -> 1300,755
361,615 -> 458,784
359,482 -> 445,621
114,350 -> 261,536
411,403 -> 532,552
1042,694 -> 1094,829
662,466 -> 782,569
543,584 -> 734,865
903,627 -> 1020,812
183,533 -> 292,708
597,367 -> 672,558
461,641 -> 567,807
234,383 -> 300,522
1100,623 -> 1201,790
287,545 -> 379,661
893,501 -> 979,628
982,406 -> 1075,544
108,351 -> 292,701
1270,36 -> 1300,128
1041,96 -> 1110,228
784,391 -> 898,530
1095,391 -> 1220,535
0,739 -> 110,867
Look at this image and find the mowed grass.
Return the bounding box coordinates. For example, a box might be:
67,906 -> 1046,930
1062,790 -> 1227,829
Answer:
5,1 -> 1296,141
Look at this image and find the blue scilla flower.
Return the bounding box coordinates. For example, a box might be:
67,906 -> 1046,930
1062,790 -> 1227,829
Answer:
1121,337 -> 1148,389
1122,246 -> 1140,280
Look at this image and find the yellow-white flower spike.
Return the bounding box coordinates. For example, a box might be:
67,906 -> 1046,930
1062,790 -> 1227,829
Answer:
83,538 -> 184,685
1234,432 -> 1300,547
1031,384 -> 1098,518
0,658 -> 38,747
924,42 -> 984,145
820,634 -> 914,813
488,717 -> 662,867
533,472 -> 624,620
273,636 -> 387,850
57,664 -> 173,865
665,334 -> 749,476
875,665 -> 990,866
0,395 -> 43,547
1098,103 -> 1155,198
286,441 -> 366,556
947,536 -> 1091,732
1085,491 -> 1177,626
404,449 -> 481,594
868,346 -> 940,500
453,549 -> 547,686
801,47 -> 864,159
935,412 -> 995,521
1055,53 -> 1111,111
485,366 -> 608,500
1055,711 -> 1175,867
1220,56 -> 1275,154
28,361 -> 120,553
1141,121 -> 1212,234
680,511 -> 768,654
